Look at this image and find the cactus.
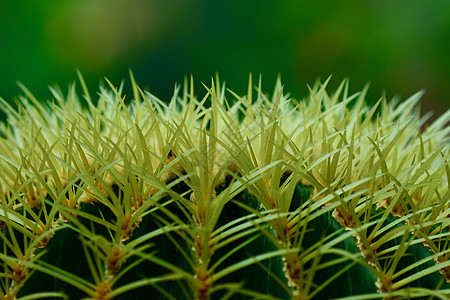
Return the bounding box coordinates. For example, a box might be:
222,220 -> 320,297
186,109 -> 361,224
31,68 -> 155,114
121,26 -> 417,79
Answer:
0,72 -> 449,300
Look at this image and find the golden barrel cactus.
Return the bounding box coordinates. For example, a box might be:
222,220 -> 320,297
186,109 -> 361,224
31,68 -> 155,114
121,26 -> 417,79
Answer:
0,73 -> 449,299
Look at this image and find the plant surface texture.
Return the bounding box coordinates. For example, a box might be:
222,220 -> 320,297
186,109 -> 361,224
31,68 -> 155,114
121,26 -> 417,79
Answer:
0,73 -> 449,300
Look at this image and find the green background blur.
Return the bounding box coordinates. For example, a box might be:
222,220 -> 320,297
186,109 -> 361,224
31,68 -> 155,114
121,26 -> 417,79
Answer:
1,0 -> 449,118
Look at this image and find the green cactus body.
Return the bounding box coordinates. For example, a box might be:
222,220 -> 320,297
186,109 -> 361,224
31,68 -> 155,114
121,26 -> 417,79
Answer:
0,73 -> 449,300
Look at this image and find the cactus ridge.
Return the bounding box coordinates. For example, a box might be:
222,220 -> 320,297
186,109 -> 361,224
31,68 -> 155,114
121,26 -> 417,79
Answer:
0,74 -> 449,299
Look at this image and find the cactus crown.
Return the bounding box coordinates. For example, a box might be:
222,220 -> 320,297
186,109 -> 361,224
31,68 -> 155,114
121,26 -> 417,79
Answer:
0,73 -> 449,300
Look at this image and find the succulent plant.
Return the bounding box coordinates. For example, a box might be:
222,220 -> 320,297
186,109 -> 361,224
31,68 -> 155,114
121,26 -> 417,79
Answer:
0,72 -> 449,300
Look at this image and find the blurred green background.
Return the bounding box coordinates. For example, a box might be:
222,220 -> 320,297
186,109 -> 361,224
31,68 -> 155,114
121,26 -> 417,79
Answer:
0,0 -> 449,118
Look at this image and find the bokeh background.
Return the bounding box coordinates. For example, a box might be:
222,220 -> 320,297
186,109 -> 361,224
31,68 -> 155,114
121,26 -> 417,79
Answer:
1,0 -> 449,118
